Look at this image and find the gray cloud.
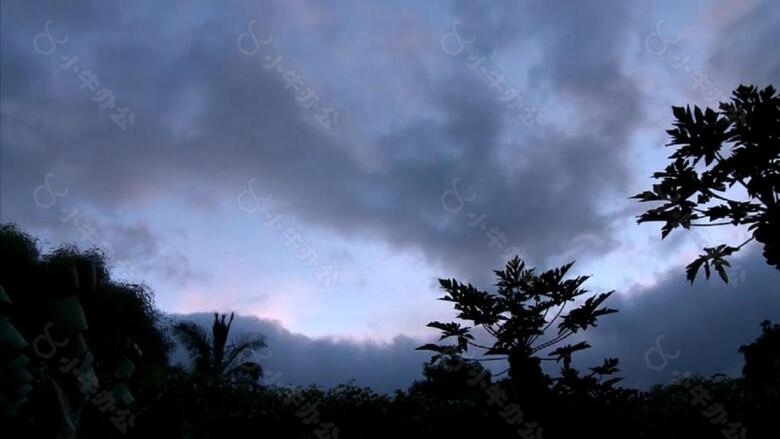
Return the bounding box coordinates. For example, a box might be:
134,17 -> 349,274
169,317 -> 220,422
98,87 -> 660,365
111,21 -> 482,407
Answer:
169,312 -> 429,393
705,0 -> 780,88
581,248 -> 780,389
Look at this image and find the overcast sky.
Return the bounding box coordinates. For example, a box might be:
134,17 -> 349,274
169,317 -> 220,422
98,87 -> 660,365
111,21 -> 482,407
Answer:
2,0 -> 778,391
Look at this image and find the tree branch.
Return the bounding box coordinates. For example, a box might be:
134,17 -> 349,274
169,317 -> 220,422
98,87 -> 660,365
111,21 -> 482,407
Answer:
467,340 -> 493,350
463,356 -> 509,362
536,302 -> 567,342
532,330 -> 574,353
705,189 -> 740,204
735,236 -> 755,250
690,222 -> 732,227
493,367 -> 511,377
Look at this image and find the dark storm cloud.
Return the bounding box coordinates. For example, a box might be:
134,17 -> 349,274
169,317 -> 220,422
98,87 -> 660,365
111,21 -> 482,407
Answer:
2,0 -> 648,284
103,222 -> 202,284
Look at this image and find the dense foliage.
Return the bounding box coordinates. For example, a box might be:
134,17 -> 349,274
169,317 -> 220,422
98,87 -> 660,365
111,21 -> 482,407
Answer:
634,85 -> 779,283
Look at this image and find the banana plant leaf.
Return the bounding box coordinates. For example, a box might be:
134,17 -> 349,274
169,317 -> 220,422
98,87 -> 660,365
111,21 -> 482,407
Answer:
112,383 -> 134,405
114,357 -> 135,379
0,393 -> 29,416
0,285 -> 11,304
1,355 -> 32,387
0,317 -> 28,351
51,379 -> 79,437
47,296 -> 88,334
78,351 -> 94,373
78,368 -> 99,396
14,383 -> 33,399
71,334 -> 89,357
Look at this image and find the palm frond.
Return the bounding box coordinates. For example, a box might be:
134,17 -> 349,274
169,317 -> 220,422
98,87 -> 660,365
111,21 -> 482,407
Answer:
222,333 -> 267,373
212,312 -> 235,373
172,321 -> 213,373
225,361 -> 264,382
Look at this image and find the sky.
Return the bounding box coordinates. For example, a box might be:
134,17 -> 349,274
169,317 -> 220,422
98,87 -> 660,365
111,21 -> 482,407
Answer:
1,0 -> 779,392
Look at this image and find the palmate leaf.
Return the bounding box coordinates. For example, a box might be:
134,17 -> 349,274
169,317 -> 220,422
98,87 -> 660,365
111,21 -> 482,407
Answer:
637,85 -> 780,281
631,190 -> 665,202
685,257 -> 707,284
559,291 -> 617,334
685,245 -> 739,284
589,357 -> 620,376
414,343 -> 461,364
550,341 -> 591,368
704,204 -> 732,221
426,321 -> 472,339
438,278 -> 502,326
415,343 -> 460,354
415,343 -> 441,352
426,321 -> 474,351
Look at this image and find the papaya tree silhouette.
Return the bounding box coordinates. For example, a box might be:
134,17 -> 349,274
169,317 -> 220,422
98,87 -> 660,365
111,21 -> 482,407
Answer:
173,312 -> 266,381
417,256 -> 620,398
633,84 -> 779,283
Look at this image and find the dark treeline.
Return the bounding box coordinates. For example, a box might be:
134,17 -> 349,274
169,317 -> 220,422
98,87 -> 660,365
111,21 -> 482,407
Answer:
1,85 -> 778,438
0,226 -> 776,438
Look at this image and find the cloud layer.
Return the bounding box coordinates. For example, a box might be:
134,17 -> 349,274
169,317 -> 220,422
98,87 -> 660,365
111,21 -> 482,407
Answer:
171,249 -> 779,393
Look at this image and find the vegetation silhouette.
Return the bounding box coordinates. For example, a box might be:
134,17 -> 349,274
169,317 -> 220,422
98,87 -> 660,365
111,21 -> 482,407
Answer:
2,224 -> 776,438
173,312 -> 266,382
416,256 -> 622,406
0,224 -> 165,437
634,85 -> 780,283
1,83 -> 779,438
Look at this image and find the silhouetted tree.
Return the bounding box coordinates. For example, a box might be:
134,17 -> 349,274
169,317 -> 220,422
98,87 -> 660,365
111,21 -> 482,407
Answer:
633,85 -> 779,283
417,256 -> 620,399
0,224 -> 172,370
0,225 -> 148,437
173,312 -> 266,381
